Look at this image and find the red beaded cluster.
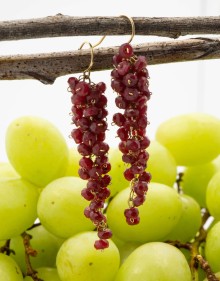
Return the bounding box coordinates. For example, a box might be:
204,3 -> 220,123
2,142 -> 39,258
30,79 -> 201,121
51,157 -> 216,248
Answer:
111,43 -> 152,225
68,77 -> 112,250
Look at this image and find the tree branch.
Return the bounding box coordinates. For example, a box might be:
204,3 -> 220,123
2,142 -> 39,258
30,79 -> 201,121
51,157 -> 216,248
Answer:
0,36 -> 220,84
1,15 -> 220,41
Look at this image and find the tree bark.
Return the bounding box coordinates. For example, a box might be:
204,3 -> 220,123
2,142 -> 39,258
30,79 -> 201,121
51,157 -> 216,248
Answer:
0,15 -> 220,41
0,37 -> 219,84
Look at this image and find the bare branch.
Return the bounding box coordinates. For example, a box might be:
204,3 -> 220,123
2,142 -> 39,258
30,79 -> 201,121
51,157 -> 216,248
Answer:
0,37 -> 220,84
1,15 -> 220,41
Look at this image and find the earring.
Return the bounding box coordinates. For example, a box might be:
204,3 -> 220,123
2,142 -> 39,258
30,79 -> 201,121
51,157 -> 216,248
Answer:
111,16 -> 152,225
68,38 -> 112,250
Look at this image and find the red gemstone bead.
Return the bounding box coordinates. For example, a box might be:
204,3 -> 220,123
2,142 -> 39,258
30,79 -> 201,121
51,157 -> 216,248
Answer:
89,167 -> 103,180
78,168 -> 90,180
111,69 -> 121,80
98,229 -> 113,239
124,207 -> 139,218
83,106 -> 99,117
117,61 -> 131,76
77,117 -> 90,131
133,181 -> 148,195
92,142 -> 109,156
122,153 -> 137,164
77,143 -> 92,156
79,157 -> 93,170
133,195 -> 146,207
100,175 -> 111,187
96,82 -> 106,93
126,216 -> 140,225
140,136 -> 151,149
111,79 -> 125,93
89,200 -> 104,210
122,88 -> 139,101
124,168 -> 135,181
134,56 -> 147,72
94,239 -> 109,250
71,128 -> 83,144
101,162 -> 111,174
118,141 -> 128,154
139,171 -> 152,183
112,54 -> 122,66
122,73 -> 138,87
96,187 -> 111,200
90,120 -> 108,134
115,96 -> 128,109
126,139 -> 140,151
119,43 -> 134,59
75,81 -> 90,96
68,77 -> 79,90
90,211 -> 106,223
84,207 -> 91,218
81,188 -> 95,201
117,127 -> 129,141
97,95 -> 108,108
113,113 -> 126,127
82,131 -> 97,146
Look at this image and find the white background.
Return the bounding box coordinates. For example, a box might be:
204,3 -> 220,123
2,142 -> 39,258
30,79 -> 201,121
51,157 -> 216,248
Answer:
0,0 -> 220,161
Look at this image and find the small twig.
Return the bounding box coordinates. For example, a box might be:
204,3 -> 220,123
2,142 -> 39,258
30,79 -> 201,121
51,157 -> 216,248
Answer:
0,239 -> 15,256
21,232 -> 43,281
0,37 -> 220,84
1,15 -> 220,41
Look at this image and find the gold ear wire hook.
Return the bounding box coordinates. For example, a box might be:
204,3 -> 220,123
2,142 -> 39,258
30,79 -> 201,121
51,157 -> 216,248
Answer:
78,36 -> 106,77
120,15 -> 135,44
79,41 -> 94,75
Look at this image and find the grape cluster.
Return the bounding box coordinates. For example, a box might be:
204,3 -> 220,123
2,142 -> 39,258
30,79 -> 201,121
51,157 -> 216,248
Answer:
68,77 -> 112,249
111,43 -> 152,225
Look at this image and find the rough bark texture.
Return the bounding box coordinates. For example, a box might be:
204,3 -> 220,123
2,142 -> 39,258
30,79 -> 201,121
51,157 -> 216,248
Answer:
0,37 -> 219,84
0,15 -> 220,41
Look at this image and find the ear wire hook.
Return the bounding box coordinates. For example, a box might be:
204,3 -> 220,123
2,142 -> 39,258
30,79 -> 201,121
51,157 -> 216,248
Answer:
120,15 -> 135,44
78,35 -> 106,80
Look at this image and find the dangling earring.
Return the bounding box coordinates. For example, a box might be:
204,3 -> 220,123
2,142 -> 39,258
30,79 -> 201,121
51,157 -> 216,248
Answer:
68,37 -> 112,250
111,16 -> 152,225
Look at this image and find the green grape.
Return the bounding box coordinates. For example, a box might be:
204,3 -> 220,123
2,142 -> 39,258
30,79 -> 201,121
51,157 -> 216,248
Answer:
56,231 -> 120,281
5,116 -> 69,187
205,221 -> 220,272
37,176 -> 94,238
10,225 -> 63,273
115,242 -> 191,281
0,162 -> 19,179
23,267 -> 61,281
106,183 -> 182,243
164,194 -> 202,242
108,147 -> 130,197
117,241 -> 141,264
182,162 -> 217,207
156,113 -> 220,166
0,178 -> 38,240
0,253 -> 23,281
147,140 -> 177,187
206,171 -> 220,220
64,147 -> 81,177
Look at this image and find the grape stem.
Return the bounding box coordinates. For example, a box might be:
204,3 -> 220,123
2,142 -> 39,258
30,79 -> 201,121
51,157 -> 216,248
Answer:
175,172 -> 184,194
0,239 -> 15,255
21,232 -> 43,281
167,209 -> 219,281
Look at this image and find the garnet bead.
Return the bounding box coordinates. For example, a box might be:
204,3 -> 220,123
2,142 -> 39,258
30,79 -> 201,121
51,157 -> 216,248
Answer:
119,43 -> 134,58
94,239 -> 109,250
